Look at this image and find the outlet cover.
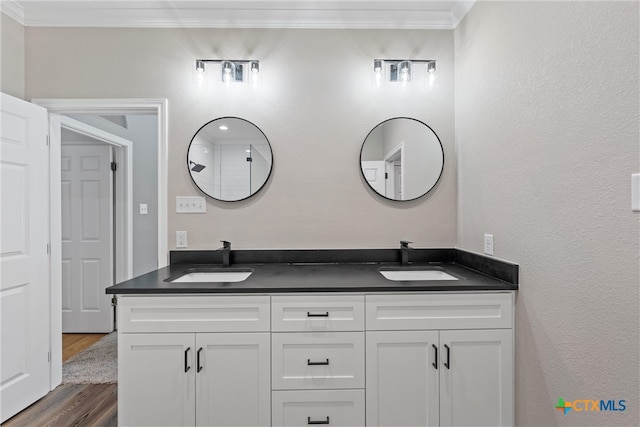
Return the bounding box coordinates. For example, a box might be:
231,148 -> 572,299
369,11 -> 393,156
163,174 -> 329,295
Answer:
176,231 -> 188,248
484,234 -> 494,256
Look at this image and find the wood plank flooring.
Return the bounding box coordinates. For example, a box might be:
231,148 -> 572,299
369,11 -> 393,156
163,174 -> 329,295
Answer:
2,334 -> 117,427
62,334 -> 107,362
2,384 -> 117,427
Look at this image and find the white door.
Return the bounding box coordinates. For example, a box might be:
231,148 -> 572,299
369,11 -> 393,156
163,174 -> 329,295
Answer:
361,161 -> 386,195
196,333 -> 270,426
439,329 -> 514,427
61,144 -> 113,332
0,93 -> 51,422
366,330 -> 440,427
118,333 -> 196,427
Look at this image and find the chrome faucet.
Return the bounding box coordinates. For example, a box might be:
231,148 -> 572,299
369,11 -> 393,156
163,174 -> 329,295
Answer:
400,241 -> 412,265
220,240 -> 231,267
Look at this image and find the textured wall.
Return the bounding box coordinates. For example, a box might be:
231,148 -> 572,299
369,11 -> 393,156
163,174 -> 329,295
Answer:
26,28 -> 456,250
455,1 -> 639,425
1,12 -> 25,99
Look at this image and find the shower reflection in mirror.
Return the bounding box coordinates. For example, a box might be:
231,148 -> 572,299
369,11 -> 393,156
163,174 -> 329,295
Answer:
188,117 -> 273,202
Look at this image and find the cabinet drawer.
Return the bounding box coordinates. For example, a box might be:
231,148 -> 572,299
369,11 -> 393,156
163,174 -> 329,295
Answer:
271,295 -> 364,332
366,293 -> 513,331
118,295 -> 270,333
272,332 -> 365,390
272,390 -> 365,427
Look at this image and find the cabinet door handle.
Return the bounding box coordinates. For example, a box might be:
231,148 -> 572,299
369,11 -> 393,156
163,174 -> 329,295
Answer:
307,358 -> 330,366
184,347 -> 191,373
444,344 -> 450,369
307,312 -> 329,317
432,344 -> 438,369
307,416 -> 330,425
197,347 -> 203,373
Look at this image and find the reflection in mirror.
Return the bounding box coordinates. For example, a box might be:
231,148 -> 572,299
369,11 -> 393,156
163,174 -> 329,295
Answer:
360,118 -> 443,201
188,117 -> 273,201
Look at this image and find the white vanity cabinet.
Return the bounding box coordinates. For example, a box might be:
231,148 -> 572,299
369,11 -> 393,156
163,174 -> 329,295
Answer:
365,293 -> 514,427
117,296 -> 271,427
270,295 -> 366,427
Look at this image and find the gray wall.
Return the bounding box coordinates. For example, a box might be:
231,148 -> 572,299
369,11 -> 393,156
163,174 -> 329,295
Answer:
25,27 -> 457,249
455,2 -> 639,425
1,13 -> 25,98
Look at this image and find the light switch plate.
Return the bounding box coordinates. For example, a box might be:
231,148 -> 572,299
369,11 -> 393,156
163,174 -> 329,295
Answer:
632,173 -> 640,212
176,196 -> 206,213
484,234 -> 494,256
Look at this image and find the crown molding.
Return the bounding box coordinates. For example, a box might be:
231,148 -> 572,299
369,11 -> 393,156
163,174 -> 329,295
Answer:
5,1 -> 476,30
0,0 -> 25,24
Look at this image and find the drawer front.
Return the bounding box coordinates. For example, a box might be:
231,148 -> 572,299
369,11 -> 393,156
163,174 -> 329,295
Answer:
271,295 -> 365,332
118,295 -> 270,333
272,390 -> 365,427
272,332 -> 365,390
366,292 -> 513,331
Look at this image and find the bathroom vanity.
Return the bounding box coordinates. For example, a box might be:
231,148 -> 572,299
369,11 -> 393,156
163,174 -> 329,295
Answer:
107,249 -> 518,427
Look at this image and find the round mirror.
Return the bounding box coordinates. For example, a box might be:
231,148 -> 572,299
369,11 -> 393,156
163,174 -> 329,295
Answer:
188,117 -> 273,202
360,118 -> 444,201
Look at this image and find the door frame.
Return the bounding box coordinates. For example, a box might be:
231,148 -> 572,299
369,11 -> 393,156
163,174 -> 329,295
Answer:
60,115 -> 133,286
384,143 -> 404,200
33,98 -> 168,388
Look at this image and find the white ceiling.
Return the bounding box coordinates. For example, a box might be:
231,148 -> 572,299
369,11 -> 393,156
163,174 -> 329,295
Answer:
2,1 -> 476,29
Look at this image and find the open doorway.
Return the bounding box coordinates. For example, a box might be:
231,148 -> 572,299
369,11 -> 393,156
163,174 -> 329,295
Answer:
33,98 -> 168,388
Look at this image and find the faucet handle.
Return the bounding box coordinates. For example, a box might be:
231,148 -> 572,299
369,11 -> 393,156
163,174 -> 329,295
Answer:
400,240 -> 412,248
220,240 -> 230,248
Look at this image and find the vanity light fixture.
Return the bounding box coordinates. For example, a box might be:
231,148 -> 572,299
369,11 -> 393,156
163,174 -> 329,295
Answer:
373,59 -> 436,83
195,59 -> 260,83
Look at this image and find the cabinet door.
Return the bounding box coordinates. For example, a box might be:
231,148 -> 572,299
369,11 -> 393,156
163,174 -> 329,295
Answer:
118,333 -> 196,427
195,333 -> 270,426
366,331 -> 440,427
439,329 -> 514,427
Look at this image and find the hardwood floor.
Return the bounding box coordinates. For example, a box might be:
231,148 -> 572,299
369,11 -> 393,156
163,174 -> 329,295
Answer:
1,334 -> 117,427
2,384 -> 117,427
62,333 -> 107,362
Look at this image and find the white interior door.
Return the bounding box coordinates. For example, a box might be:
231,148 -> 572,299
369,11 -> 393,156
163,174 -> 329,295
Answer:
0,93 -> 51,423
361,161 -> 386,195
61,144 -> 114,333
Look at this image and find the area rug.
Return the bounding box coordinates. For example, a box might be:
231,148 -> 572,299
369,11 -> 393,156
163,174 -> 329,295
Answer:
62,332 -> 117,384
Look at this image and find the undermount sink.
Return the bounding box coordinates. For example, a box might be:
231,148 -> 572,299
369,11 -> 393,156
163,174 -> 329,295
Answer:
379,268 -> 458,281
168,269 -> 253,283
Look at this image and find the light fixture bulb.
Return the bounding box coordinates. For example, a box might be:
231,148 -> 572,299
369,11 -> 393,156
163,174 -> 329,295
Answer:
250,61 -> 260,73
196,60 -> 205,73
223,61 -> 233,74
399,61 -> 411,82
373,59 -> 382,73
427,61 -> 436,74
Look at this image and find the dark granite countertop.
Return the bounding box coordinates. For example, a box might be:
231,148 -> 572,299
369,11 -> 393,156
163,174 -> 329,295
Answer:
106,248 -> 518,294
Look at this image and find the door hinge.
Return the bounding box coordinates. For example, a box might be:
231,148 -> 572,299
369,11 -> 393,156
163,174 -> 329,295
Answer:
385,172 -> 388,179
47,352 -> 50,363
46,243 -> 50,254
46,135 -> 50,146
111,162 -> 118,172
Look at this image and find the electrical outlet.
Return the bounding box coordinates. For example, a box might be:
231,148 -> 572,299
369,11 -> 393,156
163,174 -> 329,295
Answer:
176,196 -> 206,213
176,231 -> 188,248
139,203 -> 148,215
484,234 -> 494,256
